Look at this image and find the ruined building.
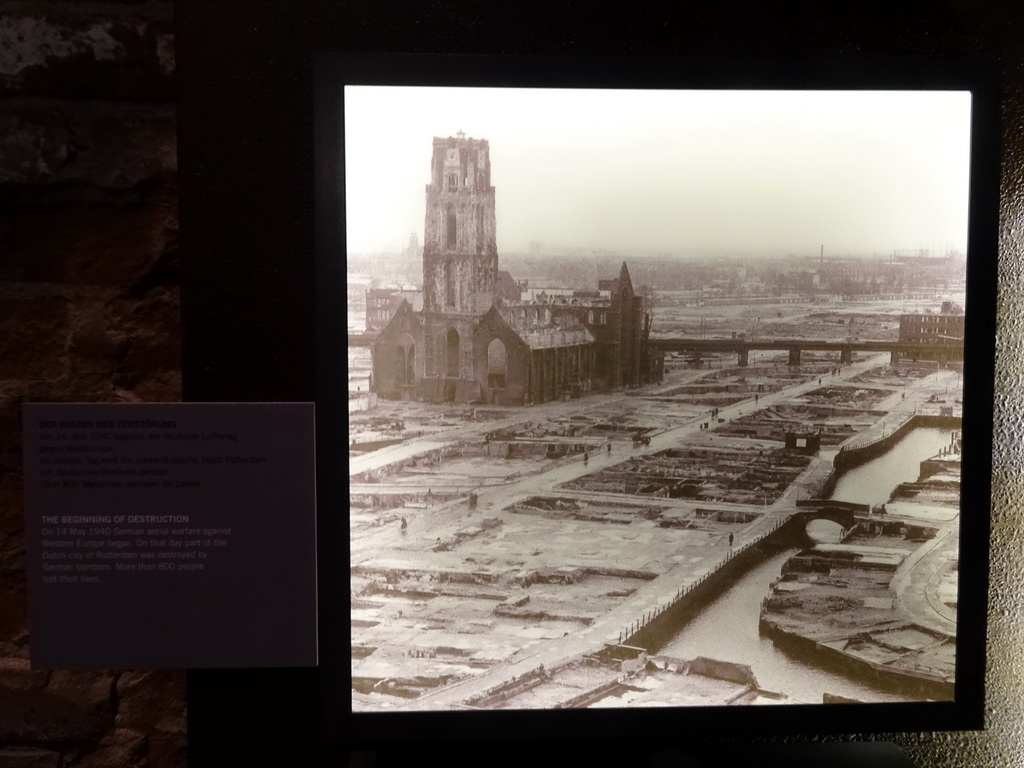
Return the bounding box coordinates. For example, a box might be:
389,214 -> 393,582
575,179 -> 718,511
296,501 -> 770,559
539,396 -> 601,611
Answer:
898,303 -> 966,362
371,134 -> 663,405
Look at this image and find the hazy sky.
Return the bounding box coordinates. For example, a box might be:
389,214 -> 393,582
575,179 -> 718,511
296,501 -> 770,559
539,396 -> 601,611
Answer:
344,86 -> 971,257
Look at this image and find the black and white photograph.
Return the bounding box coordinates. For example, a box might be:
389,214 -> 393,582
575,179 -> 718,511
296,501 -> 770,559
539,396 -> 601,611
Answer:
345,85 -> 971,712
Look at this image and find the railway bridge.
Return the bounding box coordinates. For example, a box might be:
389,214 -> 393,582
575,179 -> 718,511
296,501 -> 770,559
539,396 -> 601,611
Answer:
351,332 -> 962,367
648,337 -> 962,367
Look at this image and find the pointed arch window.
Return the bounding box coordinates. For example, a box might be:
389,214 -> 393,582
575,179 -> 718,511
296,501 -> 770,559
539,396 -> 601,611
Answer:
445,261 -> 455,308
476,205 -> 484,252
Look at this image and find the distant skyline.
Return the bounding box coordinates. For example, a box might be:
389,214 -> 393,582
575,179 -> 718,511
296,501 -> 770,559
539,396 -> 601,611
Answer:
344,86 -> 971,258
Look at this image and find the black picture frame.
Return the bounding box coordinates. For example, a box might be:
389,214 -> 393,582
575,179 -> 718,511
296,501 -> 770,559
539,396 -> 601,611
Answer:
319,53 -> 998,747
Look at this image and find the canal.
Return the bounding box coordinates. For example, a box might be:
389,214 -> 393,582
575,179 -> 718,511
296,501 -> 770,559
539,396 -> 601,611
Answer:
830,427 -> 955,507
659,426 -> 956,704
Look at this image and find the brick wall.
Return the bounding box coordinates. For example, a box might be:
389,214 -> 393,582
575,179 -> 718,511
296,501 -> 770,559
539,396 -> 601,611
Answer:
0,3 -> 184,767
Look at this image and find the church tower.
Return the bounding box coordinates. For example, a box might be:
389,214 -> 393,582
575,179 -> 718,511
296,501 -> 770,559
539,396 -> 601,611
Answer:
422,133 -> 498,314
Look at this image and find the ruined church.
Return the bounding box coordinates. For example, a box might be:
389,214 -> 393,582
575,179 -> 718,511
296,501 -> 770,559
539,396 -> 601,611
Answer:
371,134 -> 663,406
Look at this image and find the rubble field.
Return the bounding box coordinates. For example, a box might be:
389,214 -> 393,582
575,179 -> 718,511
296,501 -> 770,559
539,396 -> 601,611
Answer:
560,446 -> 813,505
475,652 -> 786,710
714,402 -> 886,446
509,495 -> 764,532
350,355 -> 960,708
351,493 -> 759,703
848,365 -> 937,387
349,401 -> 514,447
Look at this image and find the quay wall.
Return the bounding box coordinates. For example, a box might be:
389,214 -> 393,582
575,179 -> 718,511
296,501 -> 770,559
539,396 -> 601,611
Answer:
758,618 -> 954,700
832,413 -> 961,476
620,517 -> 804,652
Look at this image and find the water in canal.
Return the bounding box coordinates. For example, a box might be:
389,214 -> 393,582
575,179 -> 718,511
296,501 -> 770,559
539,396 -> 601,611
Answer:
830,427 -> 955,507
660,427 -> 955,704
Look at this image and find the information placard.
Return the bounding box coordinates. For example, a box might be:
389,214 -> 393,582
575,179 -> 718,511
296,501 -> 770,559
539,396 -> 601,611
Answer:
22,403 -> 317,669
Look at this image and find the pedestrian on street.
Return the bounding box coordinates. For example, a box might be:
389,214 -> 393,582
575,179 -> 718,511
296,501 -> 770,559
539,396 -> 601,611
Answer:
728,533 -> 734,548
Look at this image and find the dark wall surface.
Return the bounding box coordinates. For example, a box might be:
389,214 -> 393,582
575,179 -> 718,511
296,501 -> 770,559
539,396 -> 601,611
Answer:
176,2 -> 1023,766
2,1 -> 1019,766
0,2 -> 185,767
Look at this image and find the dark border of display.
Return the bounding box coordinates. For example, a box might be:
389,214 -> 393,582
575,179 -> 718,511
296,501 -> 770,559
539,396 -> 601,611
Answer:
317,53 -> 998,747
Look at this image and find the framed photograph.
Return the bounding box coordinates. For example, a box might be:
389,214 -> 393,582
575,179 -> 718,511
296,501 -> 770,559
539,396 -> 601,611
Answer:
317,54 -> 997,744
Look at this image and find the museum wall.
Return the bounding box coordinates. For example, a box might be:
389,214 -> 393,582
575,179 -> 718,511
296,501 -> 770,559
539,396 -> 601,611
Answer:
0,2 -> 185,767
1,1 -> 1023,767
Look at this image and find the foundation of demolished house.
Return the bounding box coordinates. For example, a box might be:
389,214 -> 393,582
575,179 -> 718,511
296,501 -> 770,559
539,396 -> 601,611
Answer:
460,650 -> 789,710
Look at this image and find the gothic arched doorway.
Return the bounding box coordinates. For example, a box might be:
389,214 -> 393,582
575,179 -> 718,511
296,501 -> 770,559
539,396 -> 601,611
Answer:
487,338 -> 507,389
445,329 -> 460,378
402,344 -> 415,385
